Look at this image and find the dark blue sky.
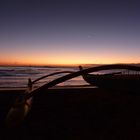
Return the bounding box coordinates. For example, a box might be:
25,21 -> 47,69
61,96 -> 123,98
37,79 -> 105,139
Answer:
0,0 -> 140,65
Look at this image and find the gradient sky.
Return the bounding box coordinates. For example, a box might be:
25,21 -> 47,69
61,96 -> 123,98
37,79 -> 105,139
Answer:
0,0 -> 140,65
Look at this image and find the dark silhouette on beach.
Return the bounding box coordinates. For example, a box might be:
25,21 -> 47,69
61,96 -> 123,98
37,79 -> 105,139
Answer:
1,64 -> 140,140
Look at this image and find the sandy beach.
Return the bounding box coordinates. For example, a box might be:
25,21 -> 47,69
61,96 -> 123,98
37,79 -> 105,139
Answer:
0,86 -> 140,140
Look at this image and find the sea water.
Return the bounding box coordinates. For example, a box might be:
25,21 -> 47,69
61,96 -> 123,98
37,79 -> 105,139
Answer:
0,66 -> 88,88
0,65 -> 139,88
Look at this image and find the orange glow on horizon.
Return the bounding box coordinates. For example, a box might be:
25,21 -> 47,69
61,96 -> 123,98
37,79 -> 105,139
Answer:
0,56 -> 140,66
1,48 -> 140,66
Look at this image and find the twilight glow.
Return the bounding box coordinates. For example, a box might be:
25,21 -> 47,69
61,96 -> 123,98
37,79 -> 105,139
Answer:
0,0 -> 140,66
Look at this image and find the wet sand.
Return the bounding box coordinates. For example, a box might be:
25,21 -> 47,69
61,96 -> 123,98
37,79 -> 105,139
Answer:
0,86 -> 140,140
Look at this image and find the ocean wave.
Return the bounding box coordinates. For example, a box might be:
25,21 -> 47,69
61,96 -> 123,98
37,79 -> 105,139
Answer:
0,66 -> 82,87
0,68 -> 41,77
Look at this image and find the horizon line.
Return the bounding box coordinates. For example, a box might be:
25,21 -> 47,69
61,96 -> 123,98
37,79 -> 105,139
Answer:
0,63 -> 140,67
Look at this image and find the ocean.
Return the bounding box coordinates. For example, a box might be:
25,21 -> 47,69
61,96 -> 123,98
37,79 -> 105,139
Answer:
0,66 -> 88,88
1,65 -> 140,88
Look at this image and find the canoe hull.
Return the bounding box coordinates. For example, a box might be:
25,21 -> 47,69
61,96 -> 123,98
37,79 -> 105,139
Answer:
82,73 -> 140,92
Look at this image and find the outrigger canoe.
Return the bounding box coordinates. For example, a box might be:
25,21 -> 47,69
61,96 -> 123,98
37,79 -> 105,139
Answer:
5,64 -> 140,128
3,64 -> 140,140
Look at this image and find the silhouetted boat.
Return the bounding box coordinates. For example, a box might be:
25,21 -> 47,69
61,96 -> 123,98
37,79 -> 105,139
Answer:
79,65 -> 140,91
2,64 -> 140,140
5,64 -> 140,128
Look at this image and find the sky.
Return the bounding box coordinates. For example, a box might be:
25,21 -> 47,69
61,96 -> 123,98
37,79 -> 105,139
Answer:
0,0 -> 140,66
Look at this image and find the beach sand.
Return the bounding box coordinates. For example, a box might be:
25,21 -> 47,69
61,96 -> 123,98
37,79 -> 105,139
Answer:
0,86 -> 140,140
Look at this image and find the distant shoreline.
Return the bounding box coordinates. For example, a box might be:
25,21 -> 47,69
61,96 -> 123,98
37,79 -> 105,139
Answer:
0,63 -> 140,68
